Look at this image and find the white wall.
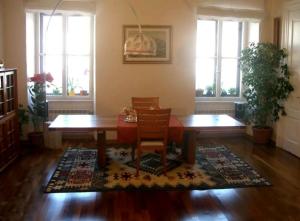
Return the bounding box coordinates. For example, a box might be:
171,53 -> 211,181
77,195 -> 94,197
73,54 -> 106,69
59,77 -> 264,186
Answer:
1,0 -> 294,142
0,0 -> 4,60
2,0 -> 196,116
95,0 -> 196,116
195,0 -> 265,11
3,0 -> 27,106
1,0 -> 289,118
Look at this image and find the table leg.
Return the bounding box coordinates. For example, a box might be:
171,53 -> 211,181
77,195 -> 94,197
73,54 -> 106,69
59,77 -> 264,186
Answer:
131,143 -> 136,161
97,130 -> 106,167
183,130 -> 196,164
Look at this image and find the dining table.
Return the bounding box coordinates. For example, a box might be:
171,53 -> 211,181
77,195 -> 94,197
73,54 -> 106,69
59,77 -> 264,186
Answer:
48,114 -> 245,167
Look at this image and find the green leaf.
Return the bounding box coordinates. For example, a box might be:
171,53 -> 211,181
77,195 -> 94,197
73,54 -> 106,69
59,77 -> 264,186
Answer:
240,42 -> 294,127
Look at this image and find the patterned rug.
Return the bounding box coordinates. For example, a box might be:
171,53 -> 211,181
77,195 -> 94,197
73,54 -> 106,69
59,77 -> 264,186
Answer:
126,152 -> 182,176
44,146 -> 271,193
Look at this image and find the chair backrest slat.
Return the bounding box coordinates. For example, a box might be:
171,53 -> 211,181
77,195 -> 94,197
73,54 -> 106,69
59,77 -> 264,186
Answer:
137,108 -> 171,142
132,97 -> 159,110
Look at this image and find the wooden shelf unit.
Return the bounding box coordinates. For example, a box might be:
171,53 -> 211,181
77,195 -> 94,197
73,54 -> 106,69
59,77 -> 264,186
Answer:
0,68 -> 19,172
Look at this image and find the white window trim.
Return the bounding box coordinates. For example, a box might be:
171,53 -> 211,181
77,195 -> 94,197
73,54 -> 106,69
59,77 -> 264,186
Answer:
195,16 -> 261,103
31,11 -> 95,101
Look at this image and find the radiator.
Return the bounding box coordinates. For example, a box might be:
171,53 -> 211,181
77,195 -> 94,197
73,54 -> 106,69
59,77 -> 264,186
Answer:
48,109 -> 93,121
195,101 -> 235,117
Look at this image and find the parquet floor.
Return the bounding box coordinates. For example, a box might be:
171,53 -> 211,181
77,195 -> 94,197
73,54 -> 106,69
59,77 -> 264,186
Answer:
0,137 -> 300,221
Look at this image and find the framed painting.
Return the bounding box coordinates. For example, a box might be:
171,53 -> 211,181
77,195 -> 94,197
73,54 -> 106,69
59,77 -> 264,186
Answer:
123,25 -> 172,64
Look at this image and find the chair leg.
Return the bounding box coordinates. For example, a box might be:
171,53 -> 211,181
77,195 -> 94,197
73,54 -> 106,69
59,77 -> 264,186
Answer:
162,149 -> 167,176
131,143 -> 136,161
136,149 -> 141,177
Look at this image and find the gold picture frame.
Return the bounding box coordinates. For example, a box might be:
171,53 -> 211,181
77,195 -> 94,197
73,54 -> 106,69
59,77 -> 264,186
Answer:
123,25 -> 172,64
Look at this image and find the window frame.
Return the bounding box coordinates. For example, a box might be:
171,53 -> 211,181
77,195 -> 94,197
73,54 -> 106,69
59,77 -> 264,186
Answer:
195,17 -> 260,102
34,12 -> 95,101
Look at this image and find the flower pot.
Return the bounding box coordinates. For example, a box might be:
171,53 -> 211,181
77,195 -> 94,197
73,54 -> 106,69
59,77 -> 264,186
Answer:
28,131 -> 44,148
252,127 -> 272,144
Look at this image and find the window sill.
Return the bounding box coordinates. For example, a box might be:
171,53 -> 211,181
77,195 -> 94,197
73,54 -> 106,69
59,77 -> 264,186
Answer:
47,95 -> 93,102
195,97 -> 245,103
47,99 -> 94,102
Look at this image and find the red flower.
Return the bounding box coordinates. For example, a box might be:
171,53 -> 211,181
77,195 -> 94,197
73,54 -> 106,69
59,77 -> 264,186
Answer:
45,73 -> 54,83
35,74 -> 45,83
28,73 -> 54,84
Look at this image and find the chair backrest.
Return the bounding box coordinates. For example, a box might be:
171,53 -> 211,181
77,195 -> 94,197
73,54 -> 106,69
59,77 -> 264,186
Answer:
137,108 -> 171,143
131,97 -> 160,110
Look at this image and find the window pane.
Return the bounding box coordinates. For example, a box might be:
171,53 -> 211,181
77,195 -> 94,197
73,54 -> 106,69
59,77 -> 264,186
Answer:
220,58 -> 239,97
196,58 -> 216,97
67,16 -> 91,55
67,56 -> 90,96
249,22 -> 259,45
41,15 -> 63,54
222,21 -> 240,57
197,20 -> 216,57
42,55 -> 63,95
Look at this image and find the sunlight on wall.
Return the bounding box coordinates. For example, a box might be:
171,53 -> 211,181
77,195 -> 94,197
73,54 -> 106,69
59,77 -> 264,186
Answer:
0,0 -> 4,59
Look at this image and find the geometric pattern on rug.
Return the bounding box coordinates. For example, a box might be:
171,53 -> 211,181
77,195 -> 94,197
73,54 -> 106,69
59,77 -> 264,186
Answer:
126,153 -> 182,176
44,145 -> 271,193
45,148 -> 105,192
198,146 -> 271,186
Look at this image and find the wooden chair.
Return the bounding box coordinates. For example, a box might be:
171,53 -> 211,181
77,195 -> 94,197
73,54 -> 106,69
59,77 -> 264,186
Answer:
136,108 -> 171,176
131,97 -> 160,110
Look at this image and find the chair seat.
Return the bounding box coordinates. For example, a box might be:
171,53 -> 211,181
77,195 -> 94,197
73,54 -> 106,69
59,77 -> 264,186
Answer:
140,141 -> 164,146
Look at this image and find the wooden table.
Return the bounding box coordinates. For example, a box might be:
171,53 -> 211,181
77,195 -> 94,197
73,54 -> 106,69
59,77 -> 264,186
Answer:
49,114 -> 245,166
179,114 -> 245,163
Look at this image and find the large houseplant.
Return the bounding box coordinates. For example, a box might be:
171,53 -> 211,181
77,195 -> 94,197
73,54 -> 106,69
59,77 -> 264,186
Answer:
28,73 -> 53,147
241,43 -> 294,144
240,43 -> 294,144
18,104 -> 29,139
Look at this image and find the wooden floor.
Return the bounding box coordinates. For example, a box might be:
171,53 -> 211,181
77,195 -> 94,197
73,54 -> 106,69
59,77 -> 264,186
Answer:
0,137 -> 300,221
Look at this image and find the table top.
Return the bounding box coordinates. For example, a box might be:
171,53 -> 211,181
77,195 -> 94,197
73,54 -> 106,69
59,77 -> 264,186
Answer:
49,114 -> 245,132
179,114 -> 245,131
49,115 -> 117,131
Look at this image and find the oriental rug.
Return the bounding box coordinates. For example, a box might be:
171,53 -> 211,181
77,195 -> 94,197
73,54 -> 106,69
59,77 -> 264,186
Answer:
44,145 -> 271,193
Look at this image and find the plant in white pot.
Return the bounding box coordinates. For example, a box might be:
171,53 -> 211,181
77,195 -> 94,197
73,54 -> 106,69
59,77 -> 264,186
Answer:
240,43 -> 294,144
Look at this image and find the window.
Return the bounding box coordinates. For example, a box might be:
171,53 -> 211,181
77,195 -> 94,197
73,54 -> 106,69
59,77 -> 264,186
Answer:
26,12 -> 94,99
195,19 -> 259,99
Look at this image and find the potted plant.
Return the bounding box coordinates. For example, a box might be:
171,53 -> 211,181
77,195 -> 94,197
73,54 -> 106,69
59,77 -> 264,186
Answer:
196,88 -> 204,97
67,77 -> 76,96
18,104 -> 29,139
221,89 -> 228,96
52,86 -> 61,95
228,88 -> 237,96
205,85 -> 215,96
28,72 -> 54,147
240,43 -> 294,144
